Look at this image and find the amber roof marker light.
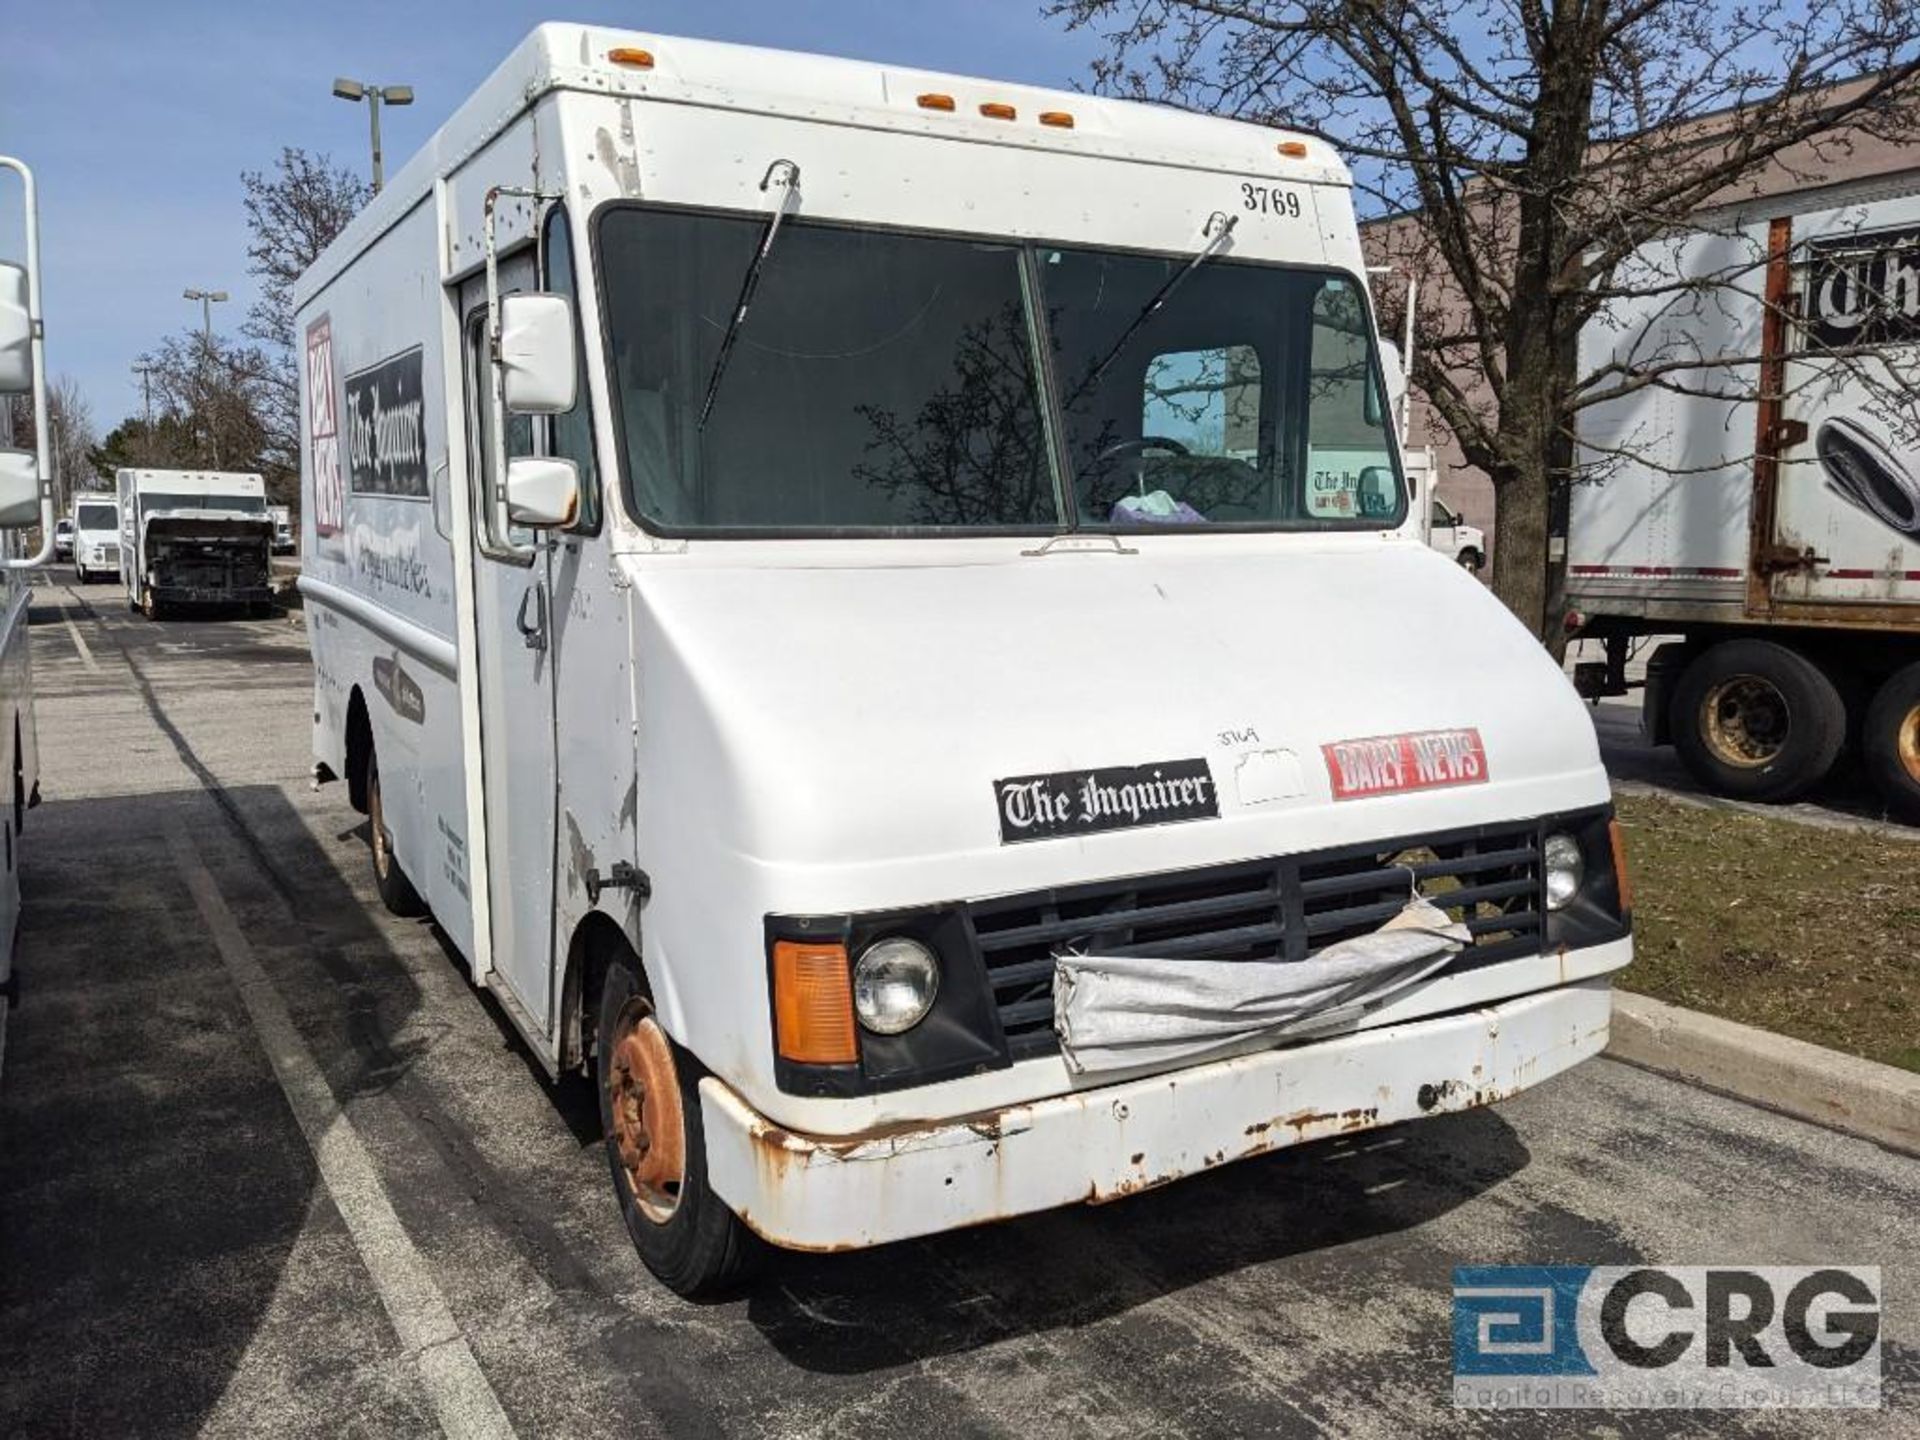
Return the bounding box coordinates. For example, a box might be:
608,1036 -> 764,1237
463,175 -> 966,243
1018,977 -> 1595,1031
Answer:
1276,139 -> 1310,158
917,92 -> 957,112
1039,111 -> 1075,129
609,47 -> 656,69
979,102 -> 1017,121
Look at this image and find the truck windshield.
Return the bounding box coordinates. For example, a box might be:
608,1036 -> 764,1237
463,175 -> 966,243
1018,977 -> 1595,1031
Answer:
598,208 -> 1403,534
76,505 -> 116,532
139,493 -> 267,515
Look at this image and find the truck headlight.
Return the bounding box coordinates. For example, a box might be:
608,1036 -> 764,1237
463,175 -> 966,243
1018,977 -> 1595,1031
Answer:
852,937 -> 940,1035
1544,831 -> 1584,910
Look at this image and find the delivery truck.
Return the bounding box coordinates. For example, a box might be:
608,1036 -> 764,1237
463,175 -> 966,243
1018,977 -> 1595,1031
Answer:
116,468 -> 274,618
1571,178 -> 1920,815
296,25 -> 1632,1294
0,153 -> 61,1069
69,492 -> 119,583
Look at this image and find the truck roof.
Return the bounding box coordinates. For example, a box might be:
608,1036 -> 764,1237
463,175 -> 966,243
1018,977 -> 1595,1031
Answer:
116,469 -> 265,489
296,23 -> 1341,309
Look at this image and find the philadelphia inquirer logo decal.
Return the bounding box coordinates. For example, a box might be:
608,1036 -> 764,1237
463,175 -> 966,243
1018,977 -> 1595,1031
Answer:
993,758 -> 1218,844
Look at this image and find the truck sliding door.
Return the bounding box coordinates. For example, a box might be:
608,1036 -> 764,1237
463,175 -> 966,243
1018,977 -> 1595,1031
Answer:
460,256 -> 561,1034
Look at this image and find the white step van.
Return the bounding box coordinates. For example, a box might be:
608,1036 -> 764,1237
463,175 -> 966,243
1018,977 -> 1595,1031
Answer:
116,468 -> 274,618
295,26 -> 1631,1294
69,492 -> 119,583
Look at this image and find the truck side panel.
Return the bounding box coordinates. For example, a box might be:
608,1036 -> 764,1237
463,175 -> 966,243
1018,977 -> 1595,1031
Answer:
1572,223 -> 1764,608
1772,187 -> 1920,611
299,193 -> 477,961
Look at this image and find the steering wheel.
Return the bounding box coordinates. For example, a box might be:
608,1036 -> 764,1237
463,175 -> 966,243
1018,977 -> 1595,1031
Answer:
1093,435 -> 1191,469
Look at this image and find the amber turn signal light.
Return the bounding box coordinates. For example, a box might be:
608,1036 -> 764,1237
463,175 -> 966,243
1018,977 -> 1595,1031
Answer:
1608,818 -> 1633,915
773,941 -> 859,1064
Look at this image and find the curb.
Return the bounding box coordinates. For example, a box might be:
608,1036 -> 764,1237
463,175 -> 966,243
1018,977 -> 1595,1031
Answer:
1608,991 -> 1920,1155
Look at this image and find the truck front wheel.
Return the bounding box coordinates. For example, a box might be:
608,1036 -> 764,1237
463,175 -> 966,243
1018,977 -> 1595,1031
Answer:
596,954 -> 760,1296
1863,663 -> 1920,820
1670,640 -> 1845,802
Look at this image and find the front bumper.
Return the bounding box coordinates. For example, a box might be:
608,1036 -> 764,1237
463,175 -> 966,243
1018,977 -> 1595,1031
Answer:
703,977 -> 1612,1251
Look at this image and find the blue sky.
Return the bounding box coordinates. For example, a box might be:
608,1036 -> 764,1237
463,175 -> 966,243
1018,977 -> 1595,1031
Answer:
0,1 -> 1102,433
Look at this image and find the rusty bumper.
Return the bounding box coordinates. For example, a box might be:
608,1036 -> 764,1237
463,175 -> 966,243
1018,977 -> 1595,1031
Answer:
701,978 -> 1613,1252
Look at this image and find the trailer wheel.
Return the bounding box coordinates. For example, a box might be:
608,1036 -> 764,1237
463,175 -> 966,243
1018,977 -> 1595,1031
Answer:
1863,663 -> 1920,820
597,952 -> 760,1297
1670,640 -> 1845,802
365,748 -> 426,917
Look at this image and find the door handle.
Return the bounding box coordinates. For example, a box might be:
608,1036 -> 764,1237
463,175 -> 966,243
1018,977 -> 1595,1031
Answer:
515,581 -> 548,652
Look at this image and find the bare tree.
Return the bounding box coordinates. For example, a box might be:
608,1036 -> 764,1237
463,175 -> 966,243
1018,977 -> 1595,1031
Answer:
240,149 -> 368,508
1049,0 -> 1920,639
13,374 -> 99,508
130,330 -> 280,487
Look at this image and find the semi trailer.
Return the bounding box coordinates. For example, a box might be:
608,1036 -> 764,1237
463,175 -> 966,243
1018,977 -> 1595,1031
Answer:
1571,174 -> 1920,816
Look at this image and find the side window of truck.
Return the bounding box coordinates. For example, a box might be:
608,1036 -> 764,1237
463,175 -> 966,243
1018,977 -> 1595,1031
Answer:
465,308 -> 537,557
540,207 -> 601,534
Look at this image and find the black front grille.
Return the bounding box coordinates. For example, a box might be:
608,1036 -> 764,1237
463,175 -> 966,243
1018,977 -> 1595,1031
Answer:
966,819 -> 1544,1059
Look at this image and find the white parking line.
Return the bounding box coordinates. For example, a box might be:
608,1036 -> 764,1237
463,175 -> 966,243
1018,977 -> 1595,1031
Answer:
168,819 -> 517,1440
61,611 -> 99,672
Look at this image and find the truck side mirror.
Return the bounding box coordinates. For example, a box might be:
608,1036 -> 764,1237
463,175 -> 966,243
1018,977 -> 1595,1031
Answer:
499,293 -> 577,415
0,262 -> 31,393
505,456 -> 579,528
1373,339 -> 1406,432
0,450 -> 41,526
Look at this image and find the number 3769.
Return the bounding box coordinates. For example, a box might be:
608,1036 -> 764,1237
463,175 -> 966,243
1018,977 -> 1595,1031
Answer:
1241,183 -> 1303,218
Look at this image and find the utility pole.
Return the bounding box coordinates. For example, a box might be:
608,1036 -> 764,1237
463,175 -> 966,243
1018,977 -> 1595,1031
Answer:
182,288 -> 228,468
332,77 -> 415,193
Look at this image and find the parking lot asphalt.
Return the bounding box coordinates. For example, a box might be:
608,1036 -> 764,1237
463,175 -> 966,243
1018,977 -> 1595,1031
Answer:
2,579 -> 1917,1438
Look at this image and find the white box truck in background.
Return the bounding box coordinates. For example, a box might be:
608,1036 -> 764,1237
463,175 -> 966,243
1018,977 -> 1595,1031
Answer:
115,468 -> 274,619
297,25 -> 1631,1294
1572,177 -> 1920,815
69,492 -> 119,583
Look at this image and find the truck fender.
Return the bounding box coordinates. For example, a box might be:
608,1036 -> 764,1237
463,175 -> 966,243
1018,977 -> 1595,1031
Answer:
562,911 -> 688,1074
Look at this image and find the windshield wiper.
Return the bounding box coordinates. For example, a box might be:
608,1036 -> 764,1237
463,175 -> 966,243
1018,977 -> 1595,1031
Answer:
1063,210 -> 1238,409
698,158 -> 802,431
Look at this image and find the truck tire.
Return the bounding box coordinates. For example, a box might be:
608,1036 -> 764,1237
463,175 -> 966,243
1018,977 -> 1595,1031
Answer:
1670,640 -> 1845,802
1457,547 -> 1484,573
1863,663 -> 1920,820
365,748 -> 426,917
597,953 -> 760,1297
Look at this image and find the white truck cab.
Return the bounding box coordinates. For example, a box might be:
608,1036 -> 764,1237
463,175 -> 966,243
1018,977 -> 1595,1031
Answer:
296,27 -> 1631,1295
69,493 -> 119,583
1429,497 -> 1487,572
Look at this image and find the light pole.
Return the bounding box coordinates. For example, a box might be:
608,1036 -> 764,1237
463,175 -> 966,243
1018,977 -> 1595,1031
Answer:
332,77 -> 414,193
182,287 -> 228,348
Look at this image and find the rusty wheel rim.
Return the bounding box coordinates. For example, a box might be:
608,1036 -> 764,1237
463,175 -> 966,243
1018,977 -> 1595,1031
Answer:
607,1004 -> 685,1224
1898,704 -> 1920,786
1701,674 -> 1789,769
368,762 -> 392,881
